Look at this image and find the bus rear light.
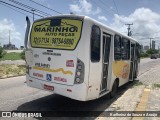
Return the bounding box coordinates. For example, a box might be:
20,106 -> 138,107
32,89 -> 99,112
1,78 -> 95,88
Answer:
77,65 -> 82,70
74,59 -> 85,84
76,71 -> 81,76
75,77 -> 80,83
77,60 -> 81,63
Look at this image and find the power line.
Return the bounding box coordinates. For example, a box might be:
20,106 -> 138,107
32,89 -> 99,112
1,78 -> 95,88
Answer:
8,0 -> 51,17
0,2 -> 33,18
90,0 -> 114,18
112,0 -> 119,15
29,0 -> 62,15
0,1 -> 44,17
90,0 -> 126,25
137,37 -> 160,40
133,30 -> 160,36
99,0 -> 117,13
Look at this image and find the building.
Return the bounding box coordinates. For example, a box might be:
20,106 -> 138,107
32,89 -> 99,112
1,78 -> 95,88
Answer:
144,45 -> 149,52
140,44 -> 143,52
3,30 -> 18,50
3,43 -> 18,50
152,40 -> 155,49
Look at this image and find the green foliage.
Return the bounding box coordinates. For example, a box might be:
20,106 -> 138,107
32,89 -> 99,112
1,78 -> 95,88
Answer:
140,52 -> 149,58
133,81 -> 144,86
0,52 -> 21,61
0,46 -> 3,58
153,84 -> 160,88
20,50 -> 25,60
0,46 -> 6,59
146,49 -> 159,55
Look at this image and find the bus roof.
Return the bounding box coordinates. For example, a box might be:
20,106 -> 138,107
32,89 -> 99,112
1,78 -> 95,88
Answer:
33,14 -> 138,43
84,15 -> 138,43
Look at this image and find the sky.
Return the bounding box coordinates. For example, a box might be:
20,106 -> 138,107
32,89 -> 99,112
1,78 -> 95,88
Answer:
0,0 -> 160,49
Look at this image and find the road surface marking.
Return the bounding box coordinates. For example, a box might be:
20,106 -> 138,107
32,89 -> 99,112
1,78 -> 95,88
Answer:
132,88 -> 151,120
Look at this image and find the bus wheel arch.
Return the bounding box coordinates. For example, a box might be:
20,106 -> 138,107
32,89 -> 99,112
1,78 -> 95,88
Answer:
110,78 -> 119,98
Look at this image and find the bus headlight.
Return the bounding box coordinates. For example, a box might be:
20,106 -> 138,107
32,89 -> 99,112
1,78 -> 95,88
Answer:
74,59 -> 85,84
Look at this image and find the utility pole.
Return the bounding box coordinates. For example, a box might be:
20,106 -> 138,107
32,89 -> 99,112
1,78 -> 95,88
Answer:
31,9 -> 35,22
125,23 -> 133,36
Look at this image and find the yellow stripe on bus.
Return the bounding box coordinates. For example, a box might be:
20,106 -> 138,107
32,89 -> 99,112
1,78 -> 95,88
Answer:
33,66 -> 73,75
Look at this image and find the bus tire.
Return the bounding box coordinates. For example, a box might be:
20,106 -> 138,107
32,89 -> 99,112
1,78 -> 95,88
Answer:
110,80 -> 118,98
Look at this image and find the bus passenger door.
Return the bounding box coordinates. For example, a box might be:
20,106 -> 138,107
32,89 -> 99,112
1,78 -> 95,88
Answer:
129,43 -> 135,81
100,33 -> 111,94
134,44 -> 140,78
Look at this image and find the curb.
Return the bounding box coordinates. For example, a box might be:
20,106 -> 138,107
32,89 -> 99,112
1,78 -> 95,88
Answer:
0,74 -> 26,79
132,88 -> 151,120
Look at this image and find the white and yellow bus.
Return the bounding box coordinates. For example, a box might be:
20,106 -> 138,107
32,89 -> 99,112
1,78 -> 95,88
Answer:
25,15 -> 140,101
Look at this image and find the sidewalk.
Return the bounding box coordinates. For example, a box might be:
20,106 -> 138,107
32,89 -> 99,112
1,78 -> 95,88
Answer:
96,63 -> 160,120
0,60 -> 25,65
141,64 -> 160,120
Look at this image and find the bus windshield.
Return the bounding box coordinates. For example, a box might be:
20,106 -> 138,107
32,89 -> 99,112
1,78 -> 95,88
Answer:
30,17 -> 83,50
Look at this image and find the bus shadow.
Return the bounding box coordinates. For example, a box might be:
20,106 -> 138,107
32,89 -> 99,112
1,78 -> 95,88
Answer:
16,80 -> 139,120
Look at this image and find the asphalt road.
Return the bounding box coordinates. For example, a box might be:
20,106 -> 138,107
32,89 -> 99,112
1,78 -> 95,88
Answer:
139,58 -> 160,76
0,58 -> 160,119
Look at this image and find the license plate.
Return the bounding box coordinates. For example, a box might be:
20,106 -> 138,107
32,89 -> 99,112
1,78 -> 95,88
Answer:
44,84 -> 54,91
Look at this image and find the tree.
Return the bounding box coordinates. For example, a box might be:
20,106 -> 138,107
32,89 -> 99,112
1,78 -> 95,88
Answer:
0,46 -> 5,59
146,49 -> 159,55
20,50 -> 25,60
140,52 -> 149,57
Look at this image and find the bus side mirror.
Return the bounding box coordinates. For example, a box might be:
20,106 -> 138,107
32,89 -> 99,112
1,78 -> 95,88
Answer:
24,16 -> 31,50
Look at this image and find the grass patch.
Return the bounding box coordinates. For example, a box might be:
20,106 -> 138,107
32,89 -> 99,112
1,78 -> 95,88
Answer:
0,52 -> 22,61
133,81 -> 144,86
140,57 -> 149,59
153,84 -> 160,89
0,64 -> 26,79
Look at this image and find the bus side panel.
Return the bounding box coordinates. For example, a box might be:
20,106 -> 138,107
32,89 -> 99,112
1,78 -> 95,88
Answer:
75,18 -> 91,100
112,60 -> 130,87
88,59 -> 102,100
87,21 -> 102,100
111,35 -> 132,88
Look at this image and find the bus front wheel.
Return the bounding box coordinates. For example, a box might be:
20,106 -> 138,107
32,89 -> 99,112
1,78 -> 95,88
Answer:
110,80 -> 118,98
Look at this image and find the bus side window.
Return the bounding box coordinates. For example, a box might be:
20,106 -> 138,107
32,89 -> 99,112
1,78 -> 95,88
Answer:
114,35 -> 121,60
121,38 -> 130,60
91,25 -> 101,62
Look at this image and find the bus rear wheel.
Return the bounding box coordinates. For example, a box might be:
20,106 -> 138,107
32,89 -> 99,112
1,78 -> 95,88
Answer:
110,80 -> 118,98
